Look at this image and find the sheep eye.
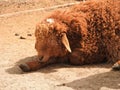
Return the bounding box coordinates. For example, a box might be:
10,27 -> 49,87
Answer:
52,28 -> 57,33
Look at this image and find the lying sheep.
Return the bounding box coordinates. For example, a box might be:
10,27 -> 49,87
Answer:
19,0 -> 120,72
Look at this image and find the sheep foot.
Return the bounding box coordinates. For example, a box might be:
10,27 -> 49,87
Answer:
19,57 -> 59,72
19,60 -> 47,72
112,60 -> 120,70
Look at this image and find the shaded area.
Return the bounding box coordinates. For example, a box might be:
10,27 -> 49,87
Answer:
6,55 -> 112,74
6,55 -> 72,74
6,56 -> 38,74
60,71 -> 120,90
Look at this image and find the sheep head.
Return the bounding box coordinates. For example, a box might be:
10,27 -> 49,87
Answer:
35,18 -> 71,62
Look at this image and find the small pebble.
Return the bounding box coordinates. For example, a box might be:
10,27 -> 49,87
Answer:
17,5 -> 20,8
20,36 -> 26,39
56,83 -> 66,86
27,34 -> 32,36
62,83 -> 66,86
15,33 -> 19,36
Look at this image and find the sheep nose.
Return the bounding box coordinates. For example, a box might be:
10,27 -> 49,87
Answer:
39,55 -> 50,63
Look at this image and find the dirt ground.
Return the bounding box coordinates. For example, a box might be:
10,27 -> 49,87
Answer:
0,0 -> 120,90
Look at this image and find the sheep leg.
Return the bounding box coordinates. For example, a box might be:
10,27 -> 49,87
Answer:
112,60 -> 120,70
19,57 -> 58,72
19,60 -> 44,72
69,50 -> 85,65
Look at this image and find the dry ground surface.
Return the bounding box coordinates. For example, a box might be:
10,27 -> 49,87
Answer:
0,0 -> 120,90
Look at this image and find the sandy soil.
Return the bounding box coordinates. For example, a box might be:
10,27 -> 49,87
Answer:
0,0 -> 120,90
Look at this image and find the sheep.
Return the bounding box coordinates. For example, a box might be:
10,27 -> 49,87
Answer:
19,0 -> 120,72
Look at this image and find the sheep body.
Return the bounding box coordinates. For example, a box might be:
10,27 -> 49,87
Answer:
20,0 -> 120,72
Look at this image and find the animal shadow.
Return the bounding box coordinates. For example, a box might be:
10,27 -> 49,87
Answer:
59,71 -> 120,90
6,55 -> 112,74
6,56 -> 37,74
5,55 -> 72,74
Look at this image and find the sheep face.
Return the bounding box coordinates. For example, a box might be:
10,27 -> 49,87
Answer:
35,19 -> 71,62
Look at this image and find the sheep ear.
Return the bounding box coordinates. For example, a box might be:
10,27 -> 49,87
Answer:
62,33 -> 72,53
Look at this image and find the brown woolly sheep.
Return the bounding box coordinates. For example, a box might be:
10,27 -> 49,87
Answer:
19,0 -> 120,72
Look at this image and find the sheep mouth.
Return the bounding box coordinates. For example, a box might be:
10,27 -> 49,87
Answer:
39,56 -> 44,61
